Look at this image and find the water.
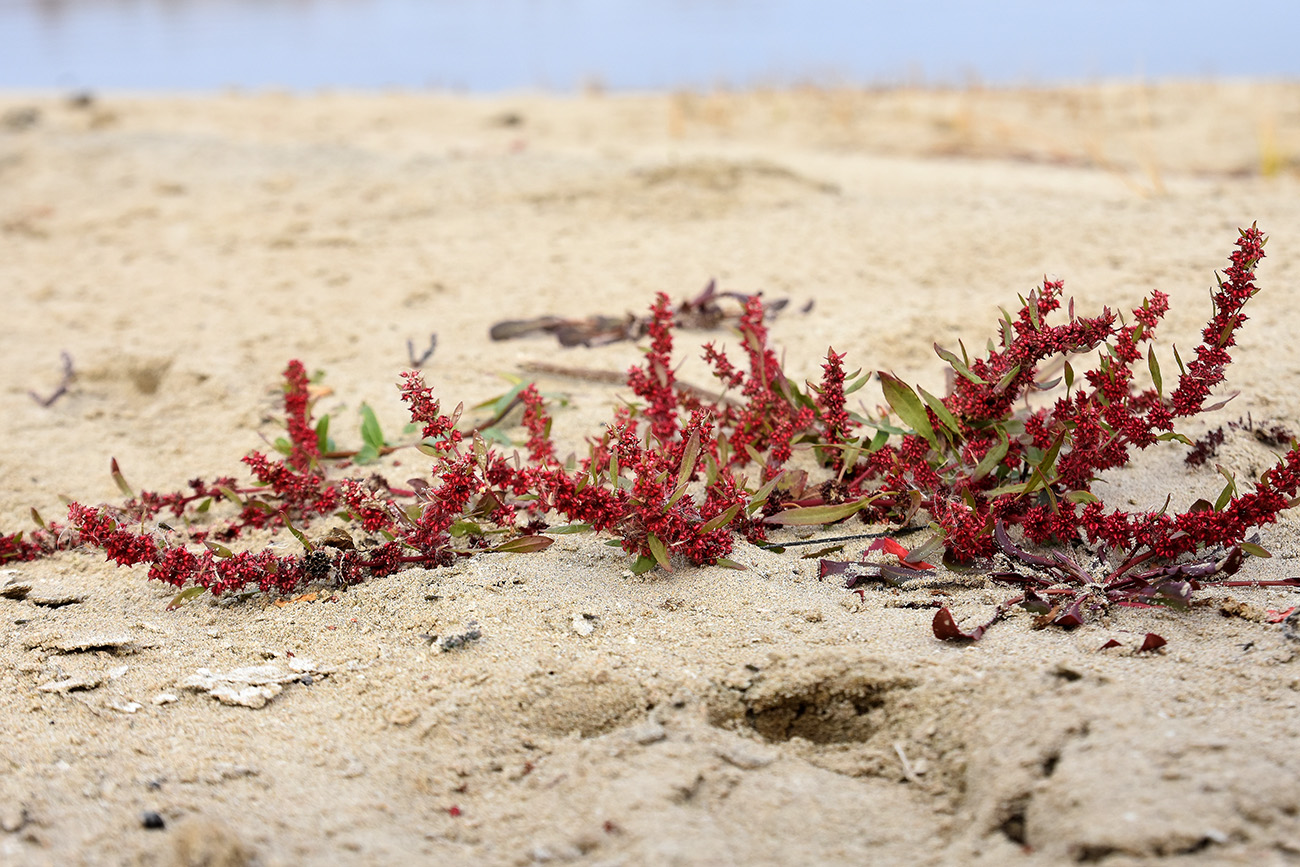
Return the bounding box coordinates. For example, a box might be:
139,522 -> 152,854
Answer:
3,0 -> 1299,92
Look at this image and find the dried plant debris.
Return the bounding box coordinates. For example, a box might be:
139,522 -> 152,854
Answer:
29,351 -> 76,408
406,333 -> 437,368
1185,414 -> 1296,466
489,280 -> 792,347
421,621 -> 483,652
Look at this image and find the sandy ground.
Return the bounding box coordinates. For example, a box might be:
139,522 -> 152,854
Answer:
3,82 -> 1300,866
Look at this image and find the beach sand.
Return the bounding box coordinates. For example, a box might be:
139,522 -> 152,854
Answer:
2,82 -> 1300,865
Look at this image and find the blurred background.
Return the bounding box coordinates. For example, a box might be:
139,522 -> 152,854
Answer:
3,0 -> 1300,92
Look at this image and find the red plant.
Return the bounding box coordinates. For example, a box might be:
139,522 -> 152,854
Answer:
2,226 -> 1292,642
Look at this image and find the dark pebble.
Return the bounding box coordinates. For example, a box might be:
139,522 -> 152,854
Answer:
141,811 -> 165,830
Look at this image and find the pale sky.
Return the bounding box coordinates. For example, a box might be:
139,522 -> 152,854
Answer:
3,0 -> 1296,91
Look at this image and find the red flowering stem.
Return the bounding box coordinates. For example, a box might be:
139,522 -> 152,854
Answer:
1169,224 -> 1266,417
816,348 -> 853,466
282,360 -> 320,473
627,292 -> 679,444
519,384 -> 557,465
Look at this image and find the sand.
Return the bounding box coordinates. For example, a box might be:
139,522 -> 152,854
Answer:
2,81 -> 1300,866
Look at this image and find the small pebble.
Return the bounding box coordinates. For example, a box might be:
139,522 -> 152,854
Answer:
141,810 -> 166,830
632,722 -> 666,745
716,743 -> 776,770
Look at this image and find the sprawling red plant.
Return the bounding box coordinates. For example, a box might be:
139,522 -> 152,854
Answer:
3,226 -> 1294,638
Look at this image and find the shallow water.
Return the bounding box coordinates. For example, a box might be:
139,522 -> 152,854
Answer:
3,0 -> 1299,91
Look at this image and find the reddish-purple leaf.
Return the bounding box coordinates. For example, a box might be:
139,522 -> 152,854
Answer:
819,559 -> 852,580
1051,599 -> 1085,629
933,607 -> 984,642
1138,633 -> 1167,652
867,537 -> 935,569
1019,590 -> 1052,615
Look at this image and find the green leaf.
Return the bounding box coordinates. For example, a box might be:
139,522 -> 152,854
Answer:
204,540 -> 234,559
217,486 -> 244,507
166,586 -> 208,610
746,471 -> 786,515
1147,347 -> 1163,396
30,508 -> 46,530
273,437 -> 293,456
665,482 -> 691,509
702,452 -> 720,487
918,386 -> 961,437
449,520 -> 484,538
548,523 -> 593,535
359,403 -> 385,451
1239,541 -> 1272,558
646,533 -> 672,571
879,373 -> 938,449
971,429 -> 1010,481
110,458 -> 133,498
677,429 -> 702,488
316,415 -> 332,455
1064,360 -> 1075,391
698,503 -> 743,535
836,437 -> 865,480
993,364 -> 1022,395
1173,343 -> 1187,375
354,444 -> 380,465
905,532 -> 947,565
984,480 -> 1032,498
1018,433 -> 1066,498
765,495 -> 880,526
843,371 -> 872,396
284,515 -> 314,552
1214,470 -> 1237,512
473,379 -> 530,413
860,417 -> 913,438
933,343 -> 987,384
1064,490 -> 1100,504
714,557 -> 747,570
630,554 -> 657,575
491,535 -> 555,554
477,426 -> 512,446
